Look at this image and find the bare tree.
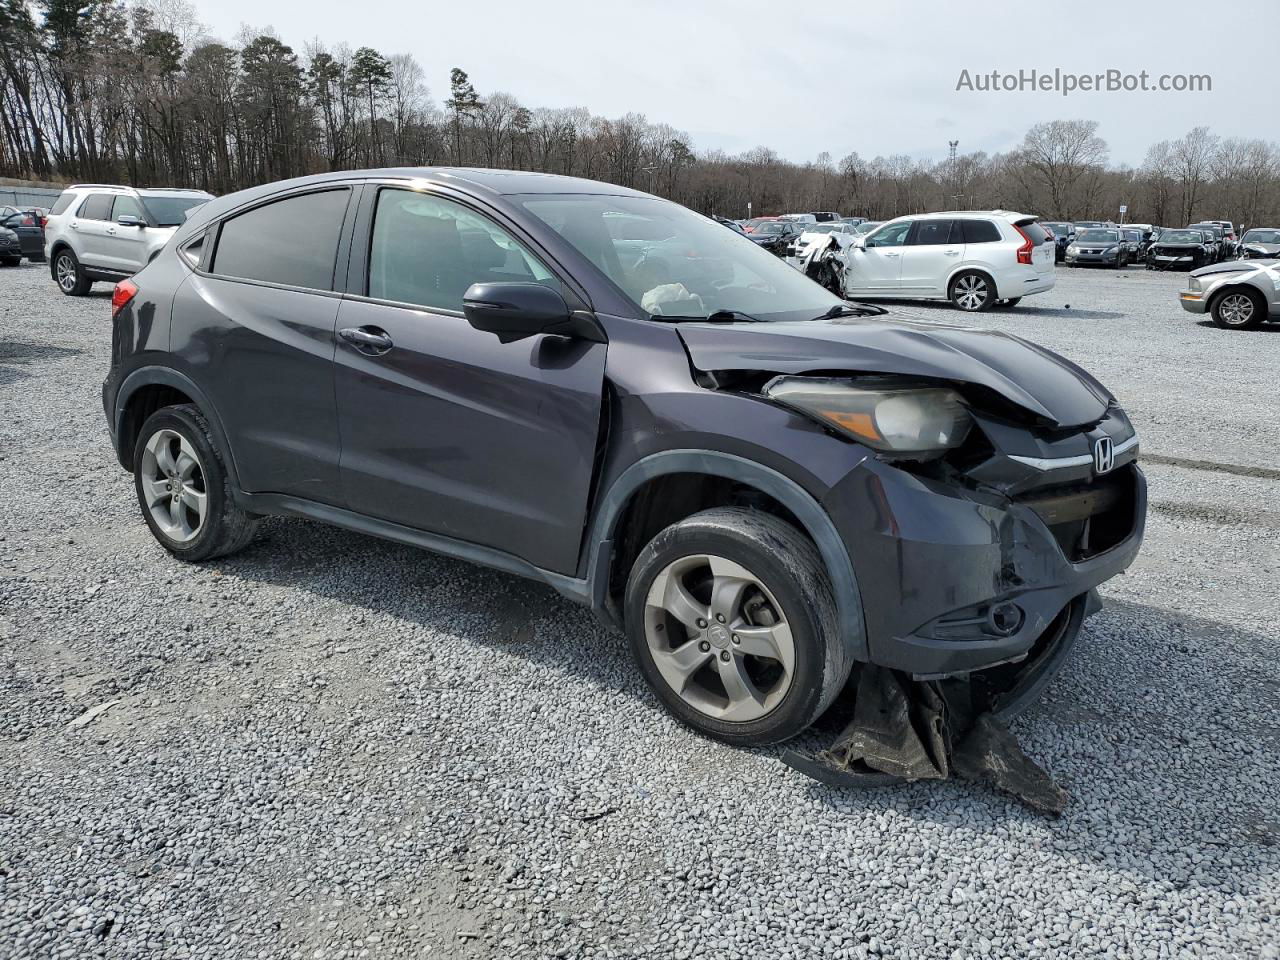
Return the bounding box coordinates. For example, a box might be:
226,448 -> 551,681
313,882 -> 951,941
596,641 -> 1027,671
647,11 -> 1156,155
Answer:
1018,120 -> 1109,219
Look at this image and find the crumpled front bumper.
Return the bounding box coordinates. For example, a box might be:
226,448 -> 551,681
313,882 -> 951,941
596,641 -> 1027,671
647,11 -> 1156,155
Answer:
822,459 -> 1146,679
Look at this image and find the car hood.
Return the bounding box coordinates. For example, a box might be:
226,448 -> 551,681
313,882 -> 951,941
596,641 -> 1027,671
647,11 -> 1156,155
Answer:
1191,260 -> 1273,279
1244,242 -> 1280,255
678,316 -> 1112,428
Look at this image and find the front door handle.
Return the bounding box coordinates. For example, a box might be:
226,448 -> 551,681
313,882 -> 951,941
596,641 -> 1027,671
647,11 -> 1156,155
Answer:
339,326 -> 394,355
944,249 -> 960,256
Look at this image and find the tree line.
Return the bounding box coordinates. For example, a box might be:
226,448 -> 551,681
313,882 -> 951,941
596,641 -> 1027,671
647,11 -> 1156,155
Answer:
3,0 -> 1280,228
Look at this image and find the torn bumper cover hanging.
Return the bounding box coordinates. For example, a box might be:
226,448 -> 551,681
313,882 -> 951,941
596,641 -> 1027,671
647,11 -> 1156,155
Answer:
782,596 -> 1089,816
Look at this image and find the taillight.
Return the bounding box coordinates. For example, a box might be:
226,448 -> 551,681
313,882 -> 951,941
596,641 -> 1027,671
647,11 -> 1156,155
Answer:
112,279 -> 138,318
1014,224 -> 1034,265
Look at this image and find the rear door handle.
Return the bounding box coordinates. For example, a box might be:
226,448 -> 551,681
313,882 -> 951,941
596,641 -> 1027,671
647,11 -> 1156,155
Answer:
339,326 -> 394,355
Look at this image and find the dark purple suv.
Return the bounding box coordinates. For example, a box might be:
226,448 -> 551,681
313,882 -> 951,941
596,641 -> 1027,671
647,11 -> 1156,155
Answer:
104,168 -> 1146,748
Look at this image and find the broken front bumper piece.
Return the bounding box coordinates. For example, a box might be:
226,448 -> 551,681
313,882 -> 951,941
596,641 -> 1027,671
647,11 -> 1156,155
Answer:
783,596 -> 1089,815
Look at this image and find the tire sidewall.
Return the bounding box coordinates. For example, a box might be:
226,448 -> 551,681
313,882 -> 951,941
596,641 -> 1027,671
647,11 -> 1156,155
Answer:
55,249 -> 84,295
624,511 -> 837,746
132,406 -> 233,561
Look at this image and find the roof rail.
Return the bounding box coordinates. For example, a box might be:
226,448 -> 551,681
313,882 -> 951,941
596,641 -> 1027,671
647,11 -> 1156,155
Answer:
66,183 -> 128,190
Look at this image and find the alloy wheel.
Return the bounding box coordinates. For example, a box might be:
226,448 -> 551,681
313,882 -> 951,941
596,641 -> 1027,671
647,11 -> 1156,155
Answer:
139,428 -> 208,542
1219,293 -> 1255,326
643,554 -> 795,722
953,275 -> 987,310
56,255 -> 76,292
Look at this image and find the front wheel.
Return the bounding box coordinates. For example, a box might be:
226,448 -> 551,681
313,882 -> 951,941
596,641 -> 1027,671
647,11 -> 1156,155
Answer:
1,257 -> 19,267
1211,289 -> 1265,330
133,404 -> 259,561
949,271 -> 994,311
625,507 -> 848,747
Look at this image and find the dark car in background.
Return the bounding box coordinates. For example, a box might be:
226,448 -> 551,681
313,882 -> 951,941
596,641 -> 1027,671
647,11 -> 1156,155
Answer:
0,205 -> 46,261
0,225 -> 22,265
1147,228 -> 1214,270
1041,221 -> 1075,262
101,167 -> 1145,750
746,218 -> 803,256
1065,227 -> 1130,268
1188,223 -> 1227,263
1239,228 -> 1280,259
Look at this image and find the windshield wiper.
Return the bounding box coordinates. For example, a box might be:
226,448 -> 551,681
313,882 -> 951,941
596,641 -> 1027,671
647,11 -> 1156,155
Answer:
813,302 -> 887,320
655,309 -> 765,323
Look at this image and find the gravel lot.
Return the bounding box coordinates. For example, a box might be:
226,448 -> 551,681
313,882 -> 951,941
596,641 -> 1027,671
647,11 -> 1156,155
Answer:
2,260 -> 1277,959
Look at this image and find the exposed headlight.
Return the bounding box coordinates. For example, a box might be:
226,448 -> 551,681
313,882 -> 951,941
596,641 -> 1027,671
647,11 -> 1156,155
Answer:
1066,245 -> 1078,254
1188,277 -> 1202,291
764,377 -> 972,458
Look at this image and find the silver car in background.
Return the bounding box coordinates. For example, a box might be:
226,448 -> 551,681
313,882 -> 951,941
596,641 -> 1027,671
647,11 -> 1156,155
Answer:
1179,258 -> 1280,329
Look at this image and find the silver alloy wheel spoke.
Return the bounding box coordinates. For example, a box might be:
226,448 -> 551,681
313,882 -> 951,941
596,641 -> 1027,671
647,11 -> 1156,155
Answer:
661,575 -> 709,633
643,553 -> 796,723
714,654 -> 767,721
652,638 -> 714,694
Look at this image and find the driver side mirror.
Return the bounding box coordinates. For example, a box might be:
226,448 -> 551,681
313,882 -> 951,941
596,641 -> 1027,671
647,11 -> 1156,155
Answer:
117,215 -> 145,228
463,282 -> 605,344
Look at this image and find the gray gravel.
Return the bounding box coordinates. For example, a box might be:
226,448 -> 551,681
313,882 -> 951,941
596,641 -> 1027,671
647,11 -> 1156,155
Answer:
2,260 -> 1278,959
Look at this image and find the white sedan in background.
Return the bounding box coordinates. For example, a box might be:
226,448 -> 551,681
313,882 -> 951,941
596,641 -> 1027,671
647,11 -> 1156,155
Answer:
787,221 -> 860,264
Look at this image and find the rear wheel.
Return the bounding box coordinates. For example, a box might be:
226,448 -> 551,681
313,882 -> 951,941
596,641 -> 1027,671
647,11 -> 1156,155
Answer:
949,271 -> 994,311
53,249 -> 90,295
1211,288 -> 1265,330
133,404 -> 258,561
1,257 -> 19,267
993,297 -> 1022,309
625,507 -> 847,747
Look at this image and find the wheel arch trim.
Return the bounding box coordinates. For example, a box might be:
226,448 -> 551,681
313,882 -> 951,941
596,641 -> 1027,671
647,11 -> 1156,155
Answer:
585,450 -> 867,663
113,366 -> 241,486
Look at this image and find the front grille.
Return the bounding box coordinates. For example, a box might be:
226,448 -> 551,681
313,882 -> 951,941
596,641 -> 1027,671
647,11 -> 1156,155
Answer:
1015,464 -> 1138,562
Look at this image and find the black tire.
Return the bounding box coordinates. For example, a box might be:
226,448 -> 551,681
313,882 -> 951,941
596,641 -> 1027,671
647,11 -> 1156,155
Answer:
624,507 -> 849,747
1211,287 -> 1266,331
993,297 -> 1022,309
949,270 -> 995,311
1,257 -> 19,267
132,404 -> 258,562
53,248 -> 91,295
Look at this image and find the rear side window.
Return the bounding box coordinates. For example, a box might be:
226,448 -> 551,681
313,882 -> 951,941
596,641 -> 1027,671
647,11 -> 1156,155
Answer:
958,219 -> 1001,244
211,189 -> 350,291
49,193 -> 76,216
78,194 -> 114,221
907,220 -> 955,246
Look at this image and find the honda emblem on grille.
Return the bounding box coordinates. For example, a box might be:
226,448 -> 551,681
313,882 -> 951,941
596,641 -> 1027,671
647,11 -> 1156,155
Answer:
1093,436 -> 1115,475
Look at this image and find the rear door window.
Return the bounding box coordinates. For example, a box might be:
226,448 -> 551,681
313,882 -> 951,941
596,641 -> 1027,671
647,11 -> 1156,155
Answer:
906,220 -> 956,245
77,194 -> 114,221
958,219 -> 1001,244
211,188 -> 351,291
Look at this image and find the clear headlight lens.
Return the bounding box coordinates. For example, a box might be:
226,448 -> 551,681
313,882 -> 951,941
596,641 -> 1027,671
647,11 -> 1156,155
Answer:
1067,245 -> 1078,254
1188,277 -> 1202,291
764,377 -> 972,458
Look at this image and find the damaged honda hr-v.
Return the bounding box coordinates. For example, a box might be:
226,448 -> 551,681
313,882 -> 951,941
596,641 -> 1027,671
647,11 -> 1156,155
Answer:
104,169 -> 1146,753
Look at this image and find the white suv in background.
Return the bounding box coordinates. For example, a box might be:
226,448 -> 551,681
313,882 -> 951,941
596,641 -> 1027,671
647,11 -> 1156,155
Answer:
44,184 -> 212,295
838,211 -> 1056,310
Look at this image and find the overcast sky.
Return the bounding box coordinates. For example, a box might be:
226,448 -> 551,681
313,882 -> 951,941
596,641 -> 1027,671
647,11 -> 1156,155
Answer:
198,0 -> 1268,168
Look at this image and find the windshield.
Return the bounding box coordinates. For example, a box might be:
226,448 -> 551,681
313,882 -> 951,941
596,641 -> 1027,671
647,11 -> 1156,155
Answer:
1160,231 -> 1202,243
1077,229 -> 1119,243
1243,229 -> 1280,243
1044,222 -> 1071,236
520,194 -> 841,321
852,221 -> 881,235
142,195 -> 207,227
804,223 -> 840,234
